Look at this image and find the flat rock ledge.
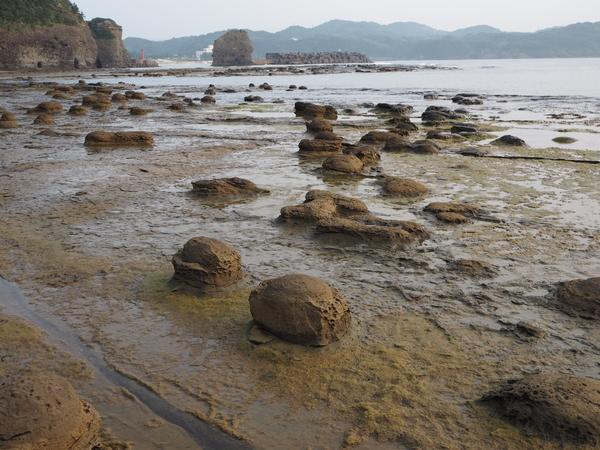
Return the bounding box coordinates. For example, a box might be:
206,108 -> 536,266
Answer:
171,237 -> 245,294
84,131 -> 154,146
480,373 -> 600,446
248,274 -> 352,346
0,371 -> 101,450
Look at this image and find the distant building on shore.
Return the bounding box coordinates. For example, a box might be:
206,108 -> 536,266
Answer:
196,45 -> 214,60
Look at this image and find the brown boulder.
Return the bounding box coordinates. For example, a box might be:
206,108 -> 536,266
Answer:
322,154 -> 364,173
91,98 -> 112,111
452,260 -> 497,277
491,135 -> 528,147
33,114 -> 55,125
424,202 -> 480,216
436,212 -> 470,223
306,119 -> 333,133
342,145 -> 380,164
383,137 -> 412,152
27,101 -> 63,114
295,102 -> 337,120
84,131 -> 154,146
556,277 -> 600,319
410,139 -> 441,154
379,177 -> 428,197
171,237 -> 245,292
201,96 -> 216,104
248,274 -> 351,346
0,113 -> 19,129
480,373 -> 600,446
125,91 -> 146,100
359,130 -> 397,144
191,177 -> 269,197
130,106 -> 153,115
68,105 -> 88,115
111,93 -> 128,102
0,372 -> 100,450
298,138 -> 343,153
314,131 -> 341,141
280,190 -> 368,221
316,217 -> 422,245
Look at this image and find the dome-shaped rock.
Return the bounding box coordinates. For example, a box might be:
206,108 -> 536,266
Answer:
322,154 -> 364,173
191,177 -> 269,197
306,119 -> 333,133
480,373 -> 600,446
248,274 -> 351,346
0,372 -> 100,450
171,237 -> 244,293
556,277 -> 600,319
379,177 -> 427,197
0,113 -> 19,129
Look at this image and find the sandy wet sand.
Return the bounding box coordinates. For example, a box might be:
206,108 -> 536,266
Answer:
1,68 -> 599,449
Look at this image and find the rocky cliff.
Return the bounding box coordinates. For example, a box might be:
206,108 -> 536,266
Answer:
212,30 -> 254,67
87,18 -> 131,68
0,0 -> 131,70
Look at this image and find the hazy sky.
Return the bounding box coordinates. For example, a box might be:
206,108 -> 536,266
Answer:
73,0 -> 599,41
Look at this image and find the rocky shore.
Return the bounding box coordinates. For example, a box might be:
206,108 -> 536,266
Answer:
0,69 -> 599,449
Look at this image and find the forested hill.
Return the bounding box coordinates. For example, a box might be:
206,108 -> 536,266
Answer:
0,0 -> 84,29
124,20 -> 600,60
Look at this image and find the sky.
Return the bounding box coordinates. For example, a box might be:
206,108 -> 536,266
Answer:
73,0 -> 599,41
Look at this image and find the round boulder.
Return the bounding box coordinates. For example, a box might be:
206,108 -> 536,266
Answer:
306,119 -> 333,133
0,113 -> 19,129
248,274 -> 351,346
379,177 -> 427,197
322,154 -> 364,173
0,371 -> 100,450
556,277 -> 600,319
491,135 -> 528,147
68,105 -> 88,115
480,373 -> 600,446
33,114 -> 55,125
171,237 -> 244,293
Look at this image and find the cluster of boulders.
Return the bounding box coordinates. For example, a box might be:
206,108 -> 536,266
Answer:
170,236 -> 352,347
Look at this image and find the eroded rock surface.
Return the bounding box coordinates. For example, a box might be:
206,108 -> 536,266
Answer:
379,177 -> 428,197
248,274 -> 351,346
0,371 -> 100,450
556,277 -> 600,319
84,131 -> 154,146
280,190 -> 368,221
322,154 -> 364,173
295,102 -> 338,120
171,237 -> 245,293
480,373 -> 600,446
191,177 -> 269,197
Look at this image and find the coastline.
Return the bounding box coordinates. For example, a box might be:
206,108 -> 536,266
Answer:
1,65 -> 599,449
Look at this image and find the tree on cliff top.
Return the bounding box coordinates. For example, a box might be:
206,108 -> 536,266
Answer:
0,0 -> 84,29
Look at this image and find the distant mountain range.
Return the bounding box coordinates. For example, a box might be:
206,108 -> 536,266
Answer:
123,20 -> 600,60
